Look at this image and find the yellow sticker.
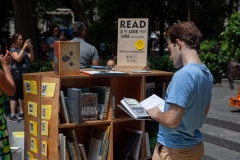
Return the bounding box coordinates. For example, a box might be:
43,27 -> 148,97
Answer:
28,101 -> 38,117
41,83 -> 56,97
42,140 -> 48,157
41,121 -> 49,136
24,80 -> 38,95
30,120 -> 38,137
41,105 -> 52,120
27,151 -> 33,160
30,137 -> 38,153
135,39 -> 145,50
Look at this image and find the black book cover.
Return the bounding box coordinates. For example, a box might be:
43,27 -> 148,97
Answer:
113,129 -> 141,160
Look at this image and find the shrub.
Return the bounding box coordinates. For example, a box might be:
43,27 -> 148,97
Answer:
30,61 -> 53,73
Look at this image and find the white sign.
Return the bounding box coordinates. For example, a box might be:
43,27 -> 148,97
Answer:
117,18 -> 148,66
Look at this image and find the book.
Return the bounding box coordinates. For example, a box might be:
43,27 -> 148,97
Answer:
60,91 -> 71,123
145,82 -> 155,98
67,88 -> 82,125
59,133 -> 65,160
103,139 -> 110,160
145,132 -> 151,157
66,140 -> 74,160
125,128 -> 143,160
113,129 -> 141,160
82,70 -> 129,76
119,94 -> 165,119
80,93 -> 98,121
78,144 -> 87,160
91,86 -> 111,120
87,125 -> 111,160
54,41 -> 80,76
155,82 -> 166,99
88,138 -> 102,160
64,130 -> 82,160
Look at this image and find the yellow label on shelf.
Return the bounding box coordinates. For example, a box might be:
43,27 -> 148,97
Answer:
42,140 -> 48,157
41,121 -> 49,136
135,39 -> 145,50
28,101 -> 38,117
27,151 -> 33,160
30,137 -> 38,153
24,80 -> 38,95
41,105 -> 52,120
41,83 -> 56,97
29,120 -> 38,137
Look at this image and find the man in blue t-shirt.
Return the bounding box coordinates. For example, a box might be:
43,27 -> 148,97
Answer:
147,21 -> 213,160
70,21 -> 99,68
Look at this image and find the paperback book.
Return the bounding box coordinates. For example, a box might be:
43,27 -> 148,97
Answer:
119,94 -> 165,119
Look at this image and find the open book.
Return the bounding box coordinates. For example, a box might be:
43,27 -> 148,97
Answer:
118,94 -> 165,119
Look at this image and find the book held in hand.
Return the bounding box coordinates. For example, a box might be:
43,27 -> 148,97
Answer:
119,94 -> 165,119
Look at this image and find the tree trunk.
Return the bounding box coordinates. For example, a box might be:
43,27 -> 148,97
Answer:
11,0 -> 38,61
188,0 -> 197,23
69,0 -> 88,26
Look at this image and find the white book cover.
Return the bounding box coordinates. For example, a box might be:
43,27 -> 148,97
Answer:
120,94 -> 165,119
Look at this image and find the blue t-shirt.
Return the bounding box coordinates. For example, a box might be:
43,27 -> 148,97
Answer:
158,63 -> 213,149
46,36 -> 59,61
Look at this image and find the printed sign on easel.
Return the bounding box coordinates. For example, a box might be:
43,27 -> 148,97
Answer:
117,18 -> 149,67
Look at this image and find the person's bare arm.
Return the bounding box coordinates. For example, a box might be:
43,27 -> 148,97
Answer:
147,103 -> 185,128
27,44 -> 34,62
11,39 -> 30,62
92,60 -> 100,66
0,51 -> 15,96
205,104 -> 210,117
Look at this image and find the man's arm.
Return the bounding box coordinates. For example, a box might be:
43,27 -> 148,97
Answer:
147,103 -> 185,128
92,60 -> 100,66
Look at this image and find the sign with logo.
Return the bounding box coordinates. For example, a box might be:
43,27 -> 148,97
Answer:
117,18 -> 148,66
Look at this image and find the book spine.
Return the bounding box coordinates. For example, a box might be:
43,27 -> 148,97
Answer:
67,88 -> 82,125
78,144 -> 87,160
112,95 -> 115,119
60,91 -> 70,123
103,87 -> 111,120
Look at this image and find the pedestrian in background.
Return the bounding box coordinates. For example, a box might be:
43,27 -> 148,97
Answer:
46,24 -> 66,61
106,59 -> 115,68
147,21 -> 213,160
70,21 -> 99,68
0,50 -> 15,159
9,33 -> 34,122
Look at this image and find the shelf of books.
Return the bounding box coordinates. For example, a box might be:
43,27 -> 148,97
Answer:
23,70 -> 173,160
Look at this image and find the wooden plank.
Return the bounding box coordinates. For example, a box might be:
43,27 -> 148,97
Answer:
40,76 -> 60,160
23,74 -> 41,159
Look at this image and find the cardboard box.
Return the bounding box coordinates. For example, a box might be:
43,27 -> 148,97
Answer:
54,41 -> 80,76
11,132 -> 24,160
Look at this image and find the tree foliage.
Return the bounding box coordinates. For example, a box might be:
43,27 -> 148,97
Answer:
220,12 -> 240,61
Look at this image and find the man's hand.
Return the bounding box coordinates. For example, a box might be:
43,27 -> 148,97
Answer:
146,106 -> 161,121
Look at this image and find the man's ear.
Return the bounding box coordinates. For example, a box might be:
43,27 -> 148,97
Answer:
176,39 -> 182,49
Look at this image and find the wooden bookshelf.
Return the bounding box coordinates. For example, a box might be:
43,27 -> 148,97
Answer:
23,70 -> 173,160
